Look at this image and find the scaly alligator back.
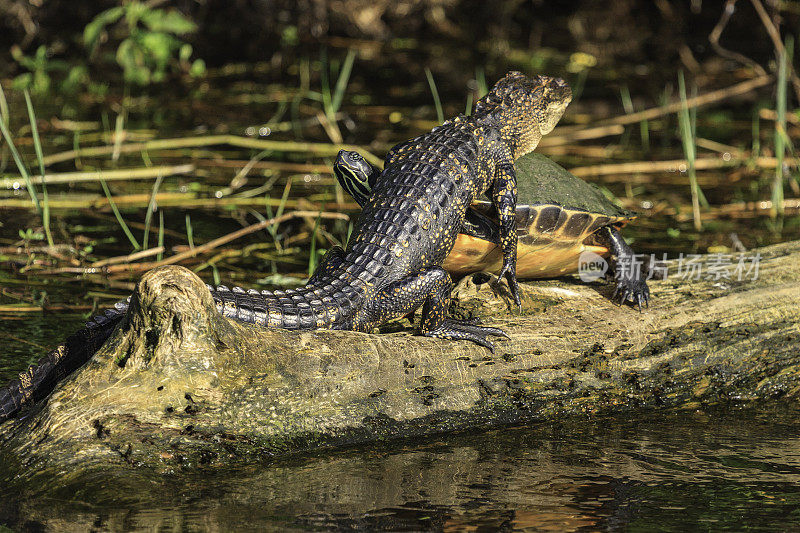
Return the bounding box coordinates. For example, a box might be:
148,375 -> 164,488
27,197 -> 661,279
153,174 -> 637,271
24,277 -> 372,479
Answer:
0,302 -> 128,422
211,72 -> 572,342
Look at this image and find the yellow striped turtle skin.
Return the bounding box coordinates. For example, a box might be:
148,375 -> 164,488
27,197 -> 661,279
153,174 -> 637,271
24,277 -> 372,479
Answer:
443,201 -> 633,278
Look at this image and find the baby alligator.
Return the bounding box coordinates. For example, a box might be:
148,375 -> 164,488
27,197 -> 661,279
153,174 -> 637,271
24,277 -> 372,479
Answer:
210,71 -> 571,345
0,71 -> 570,422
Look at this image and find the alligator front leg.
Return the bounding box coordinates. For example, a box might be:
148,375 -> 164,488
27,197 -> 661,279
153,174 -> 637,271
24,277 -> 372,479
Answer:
491,162 -> 521,309
353,267 -> 508,351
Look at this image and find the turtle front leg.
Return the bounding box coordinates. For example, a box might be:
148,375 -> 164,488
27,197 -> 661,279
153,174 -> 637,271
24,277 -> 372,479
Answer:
353,267 -> 508,351
491,162 -> 521,309
598,226 -> 650,311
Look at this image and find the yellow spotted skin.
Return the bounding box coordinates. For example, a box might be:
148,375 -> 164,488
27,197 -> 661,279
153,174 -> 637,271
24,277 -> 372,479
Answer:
210,71 -> 572,350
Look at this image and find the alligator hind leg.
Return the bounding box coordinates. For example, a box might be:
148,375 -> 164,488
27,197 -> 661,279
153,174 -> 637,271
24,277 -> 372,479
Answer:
597,226 -> 650,311
307,245 -> 345,285
354,267 -> 508,351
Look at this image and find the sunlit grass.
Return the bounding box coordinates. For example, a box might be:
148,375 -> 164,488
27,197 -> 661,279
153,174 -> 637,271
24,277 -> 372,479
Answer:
425,68 -> 444,124
23,90 -> 53,247
99,178 -> 140,250
772,37 -> 791,218
677,71 -> 709,231
308,213 -> 321,277
185,214 -> 195,250
0,85 -> 41,213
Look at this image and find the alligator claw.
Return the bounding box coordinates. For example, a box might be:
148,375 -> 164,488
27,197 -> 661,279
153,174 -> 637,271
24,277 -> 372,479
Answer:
425,319 -> 509,352
496,263 -> 522,311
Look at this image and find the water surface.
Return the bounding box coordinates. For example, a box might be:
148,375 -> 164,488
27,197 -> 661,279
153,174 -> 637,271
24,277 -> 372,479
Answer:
2,404 -> 799,531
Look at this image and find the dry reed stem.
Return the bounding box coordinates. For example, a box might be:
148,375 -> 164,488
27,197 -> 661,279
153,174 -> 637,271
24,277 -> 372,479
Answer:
40,135 -> 383,168
570,156 -> 797,177
538,125 -> 625,147
0,193 -> 360,211
1,164 -> 194,187
555,76 -> 772,136
90,247 -> 166,268
98,210 -> 350,274
749,0 -> 800,103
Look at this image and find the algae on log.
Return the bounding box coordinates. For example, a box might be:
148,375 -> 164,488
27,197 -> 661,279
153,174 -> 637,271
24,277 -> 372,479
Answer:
1,241 -> 799,475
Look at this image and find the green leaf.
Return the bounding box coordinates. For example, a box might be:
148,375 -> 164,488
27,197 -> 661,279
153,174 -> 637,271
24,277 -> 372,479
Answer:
139,32 -> 176,65
189,58 -> 205,77
116,38 -> 150,84
33,70 -> 51,94
63,65 -> 89,92
84,6 -> 124,51
124,1 -> 149,28
141,9 -> 196,35
12,73 -> 33,91
179,43 -> 193,62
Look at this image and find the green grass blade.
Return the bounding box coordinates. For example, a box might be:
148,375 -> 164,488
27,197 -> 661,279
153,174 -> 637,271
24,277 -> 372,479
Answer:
308,213 -> 321,277
772,37 -> 791,217
23,90 -> 53,247
677,71 -> 707,231
99,178 -> 140,250
475,66 -> 488,98
0,83 -> 9,172
751,107 -> 761,159
185,213 -> 195,249
320,50 -> 332,119
157,211 -> 164,262
0,105 -> 41,213
142,174 -> 164,249
425,68 -> 444,124
331,49 -> 356,114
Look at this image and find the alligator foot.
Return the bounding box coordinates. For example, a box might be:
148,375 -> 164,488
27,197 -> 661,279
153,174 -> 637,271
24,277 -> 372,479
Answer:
425,319 -> 509,353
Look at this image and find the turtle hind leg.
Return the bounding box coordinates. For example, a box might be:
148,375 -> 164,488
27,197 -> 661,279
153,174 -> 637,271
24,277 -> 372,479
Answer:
598,226 -> 650,311
354,267 -> 508,351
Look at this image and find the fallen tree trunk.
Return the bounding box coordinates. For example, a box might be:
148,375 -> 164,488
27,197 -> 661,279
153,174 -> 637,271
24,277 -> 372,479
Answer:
1,241 -> 799,478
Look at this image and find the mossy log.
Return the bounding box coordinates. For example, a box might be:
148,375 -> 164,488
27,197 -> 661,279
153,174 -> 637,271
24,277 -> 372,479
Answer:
2,241 -> 799,477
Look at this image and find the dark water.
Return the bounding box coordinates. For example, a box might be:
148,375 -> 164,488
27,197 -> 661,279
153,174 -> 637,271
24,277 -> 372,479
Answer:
2,405 -> 800,531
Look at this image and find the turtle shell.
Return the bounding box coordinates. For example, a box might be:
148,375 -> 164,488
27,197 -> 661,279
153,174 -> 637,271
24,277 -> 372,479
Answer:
443,153 -> 638,278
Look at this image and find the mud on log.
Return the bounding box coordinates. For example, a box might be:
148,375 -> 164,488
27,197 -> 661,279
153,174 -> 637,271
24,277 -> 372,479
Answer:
1,241 -> 799,475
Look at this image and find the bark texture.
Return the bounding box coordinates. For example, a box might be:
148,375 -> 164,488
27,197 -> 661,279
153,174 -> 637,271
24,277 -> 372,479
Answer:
1,241 -> 798,477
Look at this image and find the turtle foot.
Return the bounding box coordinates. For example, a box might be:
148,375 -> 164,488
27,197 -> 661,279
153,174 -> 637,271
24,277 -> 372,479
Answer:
612,276 -> 650,312
424,319 -> 509,352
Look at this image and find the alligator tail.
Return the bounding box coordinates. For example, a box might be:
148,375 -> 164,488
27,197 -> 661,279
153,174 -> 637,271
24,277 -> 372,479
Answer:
210,277 -> 364,330
0,300 -> 129,422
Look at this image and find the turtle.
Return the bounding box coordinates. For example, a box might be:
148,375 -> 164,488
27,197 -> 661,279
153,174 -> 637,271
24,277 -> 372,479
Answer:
333,149 -> 650,309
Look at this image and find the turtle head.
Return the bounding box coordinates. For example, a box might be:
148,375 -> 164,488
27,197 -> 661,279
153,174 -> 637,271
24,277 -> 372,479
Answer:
334,150 -> 377,207
475,71 -> 572,157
